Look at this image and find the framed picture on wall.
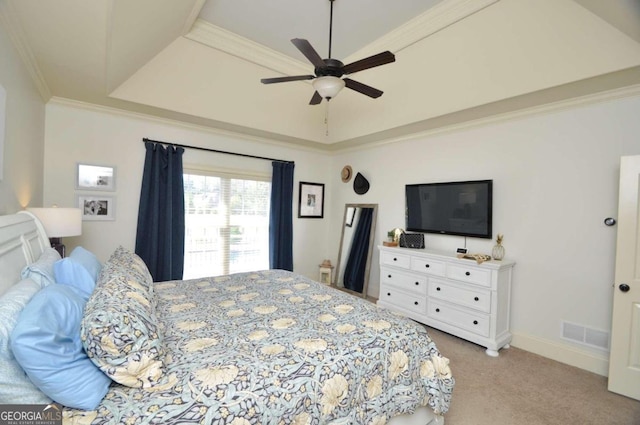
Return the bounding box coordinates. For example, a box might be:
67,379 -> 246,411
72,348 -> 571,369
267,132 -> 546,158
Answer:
298,181 -> 324,218
77,195 -> 116,221
76,163 -> 116,191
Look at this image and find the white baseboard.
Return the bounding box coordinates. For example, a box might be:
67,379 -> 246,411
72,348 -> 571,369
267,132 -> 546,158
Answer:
511,331 -> 609,377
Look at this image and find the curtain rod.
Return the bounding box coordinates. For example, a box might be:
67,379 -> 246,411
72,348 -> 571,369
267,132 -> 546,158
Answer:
142,138 -> 294,164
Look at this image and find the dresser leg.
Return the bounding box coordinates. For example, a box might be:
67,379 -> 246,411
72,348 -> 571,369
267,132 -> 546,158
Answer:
485,348 -> 500,357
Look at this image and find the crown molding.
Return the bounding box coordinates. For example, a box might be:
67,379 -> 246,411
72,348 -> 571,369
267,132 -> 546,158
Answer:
329,82 -> 640,153
346,0 -> 499,61
185,19 -> 311,77
184,0 -> 499,75
0,0 -> 51,101
182,0 -> 207,36
47,96 -> 328,153
47,79 -> 640,157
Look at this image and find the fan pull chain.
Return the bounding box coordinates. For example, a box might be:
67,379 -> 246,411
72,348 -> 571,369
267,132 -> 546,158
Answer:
325,102 -> 330,136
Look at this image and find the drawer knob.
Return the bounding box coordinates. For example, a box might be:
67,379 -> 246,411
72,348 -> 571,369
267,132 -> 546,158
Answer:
393,257 -> 398,261
425,264 -> 430,268
474,297 -> 479,301
388,274 -> 392,278
415,281 -> 420,286
473,320 -> 478,325
436,287 -> 441,291
435,308 -> 440,313
414,301 -> 419,306
465,271 -> 471,276
387,292 -> 391,296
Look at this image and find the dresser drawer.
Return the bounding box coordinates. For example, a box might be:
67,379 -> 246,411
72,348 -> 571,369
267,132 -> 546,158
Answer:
428,279 -> 491,313
380,251 -> 411,268
410,257 -> 446,277
447,264 -> 492,287
378,245 -> 515,356
380,285 -> 427,315
380,267 -> 427,295
427,300 -> 490,337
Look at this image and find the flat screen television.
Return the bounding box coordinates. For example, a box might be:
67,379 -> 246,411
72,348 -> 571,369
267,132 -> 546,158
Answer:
405,180 -> 493,239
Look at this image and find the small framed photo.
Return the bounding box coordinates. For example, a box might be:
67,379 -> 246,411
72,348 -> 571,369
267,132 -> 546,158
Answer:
77,195 -> 116,221
77,163 -> 116,191
298,181 -> 325,219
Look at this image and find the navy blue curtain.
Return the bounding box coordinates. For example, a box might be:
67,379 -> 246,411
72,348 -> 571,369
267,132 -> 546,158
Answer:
269,161 -> 294,271
343,208 -> 373,292
135,142 -> 185,282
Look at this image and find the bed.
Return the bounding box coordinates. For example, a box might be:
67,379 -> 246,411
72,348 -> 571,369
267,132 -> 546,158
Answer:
0,212 -> 453,424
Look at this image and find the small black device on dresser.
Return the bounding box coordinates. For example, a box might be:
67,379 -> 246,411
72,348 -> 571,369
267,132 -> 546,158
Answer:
399,232 -> 425,249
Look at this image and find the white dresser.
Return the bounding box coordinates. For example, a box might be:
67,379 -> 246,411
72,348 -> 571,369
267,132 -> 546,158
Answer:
377,246 -> 515,356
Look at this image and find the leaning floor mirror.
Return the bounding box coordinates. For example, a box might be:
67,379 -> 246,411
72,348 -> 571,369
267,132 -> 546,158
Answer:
333,203 -> 378,298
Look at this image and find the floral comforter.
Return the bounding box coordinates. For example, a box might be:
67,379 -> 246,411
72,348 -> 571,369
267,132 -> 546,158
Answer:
66,270 -> 453,424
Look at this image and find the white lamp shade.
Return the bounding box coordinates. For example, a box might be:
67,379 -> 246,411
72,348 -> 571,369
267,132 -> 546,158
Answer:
27,207 -> 82,238
312,76 -> 345,100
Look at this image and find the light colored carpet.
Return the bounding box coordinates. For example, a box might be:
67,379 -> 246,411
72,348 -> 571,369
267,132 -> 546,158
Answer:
425,327 -> 640,425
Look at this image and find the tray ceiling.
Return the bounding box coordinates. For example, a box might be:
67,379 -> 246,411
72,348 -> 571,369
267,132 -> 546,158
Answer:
2,0 -> 640,149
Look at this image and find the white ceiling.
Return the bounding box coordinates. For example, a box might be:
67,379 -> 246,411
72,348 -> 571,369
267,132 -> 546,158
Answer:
198,0 -> 444,61
2,0 -> 640,149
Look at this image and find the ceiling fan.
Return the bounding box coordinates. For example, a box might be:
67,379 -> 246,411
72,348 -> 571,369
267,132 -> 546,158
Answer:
260,0 -> 395,105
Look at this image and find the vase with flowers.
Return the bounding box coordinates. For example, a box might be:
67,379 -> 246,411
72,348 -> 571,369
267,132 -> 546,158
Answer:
492,233 -> 505,260
383,228 -> 403,247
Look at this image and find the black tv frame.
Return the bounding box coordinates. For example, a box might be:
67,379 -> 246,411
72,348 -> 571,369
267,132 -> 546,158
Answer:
405,179 -> 493,239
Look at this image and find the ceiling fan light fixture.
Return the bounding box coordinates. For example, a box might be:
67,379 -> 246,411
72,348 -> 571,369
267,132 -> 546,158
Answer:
260,0 -> 395,105
313,76 -> 345,100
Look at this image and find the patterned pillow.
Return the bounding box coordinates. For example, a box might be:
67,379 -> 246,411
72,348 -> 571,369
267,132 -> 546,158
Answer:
101,246 -> 153,290
81,248 -> 164,388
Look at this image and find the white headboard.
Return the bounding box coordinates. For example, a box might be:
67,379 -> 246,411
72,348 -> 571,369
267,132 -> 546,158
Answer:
0,211 -> 50,296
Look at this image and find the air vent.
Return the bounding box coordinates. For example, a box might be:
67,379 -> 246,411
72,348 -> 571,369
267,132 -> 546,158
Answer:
562,321 -> 609,350
585,328 -> 610,350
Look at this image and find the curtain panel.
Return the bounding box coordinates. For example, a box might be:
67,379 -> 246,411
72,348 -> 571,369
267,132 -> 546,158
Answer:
135,142 -> 185,282
269,161 -> 294,271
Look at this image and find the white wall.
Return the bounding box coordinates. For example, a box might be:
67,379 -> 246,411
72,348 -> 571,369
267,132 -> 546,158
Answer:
0,21 -> 45,213
329,93 -> 640,375
42,100 -> 333,279
40,89 -> 640,376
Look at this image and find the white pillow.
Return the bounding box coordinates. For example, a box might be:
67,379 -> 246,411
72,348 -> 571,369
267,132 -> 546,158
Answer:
0,278 -> 51,404
21,248 -> 61,288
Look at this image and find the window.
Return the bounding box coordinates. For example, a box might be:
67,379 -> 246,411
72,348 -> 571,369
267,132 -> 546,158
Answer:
183,169 -> 271,279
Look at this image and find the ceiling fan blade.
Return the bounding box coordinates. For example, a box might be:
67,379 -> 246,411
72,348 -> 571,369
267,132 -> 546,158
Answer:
342,51 -> 395,75
291,38 -> 326,68
261,75 -> 315,84
309,91 -> 323,105
344,78 -> 383,99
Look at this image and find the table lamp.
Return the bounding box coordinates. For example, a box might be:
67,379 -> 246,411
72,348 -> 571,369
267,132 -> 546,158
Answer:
27,207 -> 82,257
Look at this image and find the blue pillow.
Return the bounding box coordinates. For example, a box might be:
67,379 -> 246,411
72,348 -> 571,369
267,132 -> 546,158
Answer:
21,248 -> 61,288
0,279 -> 51,404
10,284 -> 111,410
54,257 -> 96,300
69,247 -> 102,283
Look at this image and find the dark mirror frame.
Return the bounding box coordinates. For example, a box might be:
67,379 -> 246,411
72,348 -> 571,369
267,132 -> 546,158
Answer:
333,203 -> 378,298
